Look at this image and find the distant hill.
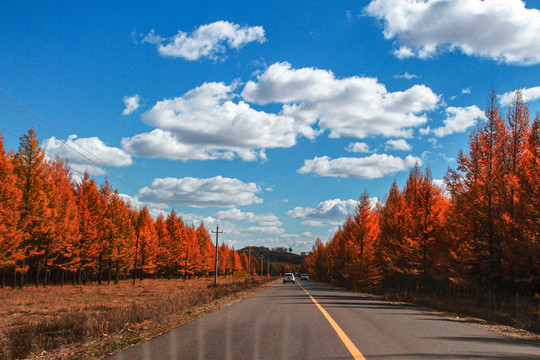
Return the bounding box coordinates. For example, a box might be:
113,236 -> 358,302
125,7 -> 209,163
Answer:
238,246 -> 305,265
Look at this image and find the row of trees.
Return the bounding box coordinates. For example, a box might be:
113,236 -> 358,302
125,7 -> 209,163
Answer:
0,129 -> 254,288
303,89 -> 540,297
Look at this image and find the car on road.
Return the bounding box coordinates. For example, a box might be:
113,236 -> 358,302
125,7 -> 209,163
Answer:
300,273 -> 309,281
283,273 -> 295,284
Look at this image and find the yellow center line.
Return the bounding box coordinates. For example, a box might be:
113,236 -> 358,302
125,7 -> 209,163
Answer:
298,282 -> 366,360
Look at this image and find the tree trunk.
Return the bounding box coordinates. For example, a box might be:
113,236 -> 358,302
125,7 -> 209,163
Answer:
107,259 -> 112,285
115,260 -> 119,285
98,252 -> 102,285
44,251 -> 49,287
11,265 -> 16,289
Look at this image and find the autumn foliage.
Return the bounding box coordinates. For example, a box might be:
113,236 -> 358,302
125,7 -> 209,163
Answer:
303,89 -> 540,329
0,129 -> 247,288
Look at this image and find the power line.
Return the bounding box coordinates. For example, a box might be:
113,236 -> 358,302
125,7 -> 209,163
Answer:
0,89 -> 141,192
0,87 -> 144,190
0,124 -> 86,180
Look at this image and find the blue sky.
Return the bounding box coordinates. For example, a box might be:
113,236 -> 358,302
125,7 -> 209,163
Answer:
1,0 -> 540,253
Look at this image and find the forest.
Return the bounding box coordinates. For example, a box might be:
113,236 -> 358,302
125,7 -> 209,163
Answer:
302,89 -> 540,332
0,128 -> 281,289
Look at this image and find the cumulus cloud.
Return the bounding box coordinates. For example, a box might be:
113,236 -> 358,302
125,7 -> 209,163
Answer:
241,62 -> 440,139
214,208 -> 282,227
499,86 -> 540,106
432,179 -> 450,197
137,176 -> 262,208
141,21 -> 265,61
430,106 -> 485,137
122,95 -> 141,116
365,0 -> 540,65
384,139 -> 412,151
346,142 -> 371,153
298,154 -> 421,179
286,199 -> 358,227
118,193 -> 168,218
122,82 -> 296,161
286,198 -> 380,227
44,135 -> 133,176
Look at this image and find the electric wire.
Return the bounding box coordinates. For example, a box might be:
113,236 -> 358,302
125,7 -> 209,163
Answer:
0,87 -> 141,189
0,124 -> 86,180
0,90 -> 141,192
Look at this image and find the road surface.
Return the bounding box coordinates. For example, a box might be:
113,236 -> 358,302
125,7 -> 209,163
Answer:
106,280 -> 540,359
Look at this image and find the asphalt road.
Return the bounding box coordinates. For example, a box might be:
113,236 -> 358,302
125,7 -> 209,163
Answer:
106,280 -> 540,360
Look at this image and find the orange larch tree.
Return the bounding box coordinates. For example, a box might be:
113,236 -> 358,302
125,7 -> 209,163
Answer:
14,128 -> 52,287
0,134 -> 22,288
182,225 -> 201,279
154,213 -> 171,278
518,112 -> 540,288
350,190 -> 380,288
376,180 -> 408,277
403,166 -> 448,278
165,210 -> 184,278
47,158 -> 79,286
133,206 -> 158,282
76,171 -> 104,284
196,221 -> 214,277
502,89 -> 532,284
446,88 -> 509,288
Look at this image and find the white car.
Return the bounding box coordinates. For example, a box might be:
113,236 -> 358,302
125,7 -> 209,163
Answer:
300,273 -> 309,281
283,273 -> 295,284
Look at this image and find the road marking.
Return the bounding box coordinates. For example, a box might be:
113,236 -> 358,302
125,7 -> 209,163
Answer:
298,282 -> 366,360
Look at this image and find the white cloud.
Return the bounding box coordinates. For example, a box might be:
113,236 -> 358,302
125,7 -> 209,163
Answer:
366,0 -> 540,65
137,176 -> 263,208
298,154 -> 421,179
118,193 -> 168,219
286,199 -> 358,227
462,88 -> 471,95
122,82 -> 296,161
346,142 -> 371,153
214,208 -> 282,226
241,62 -> 440,139
384,139 -> 412,151
44,135 -> 133,176
439,153 -> 455,163
393,46 -> 415,59
431,106 -> 485,137
142,21 -> 265,61
393,72 -> 420,80
499,86 -> 540,106
432,179 -> 449,197
122,95 -> 141,116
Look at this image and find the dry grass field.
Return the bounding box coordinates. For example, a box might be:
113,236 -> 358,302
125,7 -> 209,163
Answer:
0,277 -> 273,360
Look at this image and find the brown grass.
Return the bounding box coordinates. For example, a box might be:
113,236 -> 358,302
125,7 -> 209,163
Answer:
0,277 -> 274,360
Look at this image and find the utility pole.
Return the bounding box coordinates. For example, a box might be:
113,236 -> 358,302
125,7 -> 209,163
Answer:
267,258 -> 270,278
212,225 -> 223,285
260,255 -> 264,277
247,247 -> 251,281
